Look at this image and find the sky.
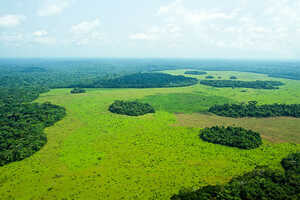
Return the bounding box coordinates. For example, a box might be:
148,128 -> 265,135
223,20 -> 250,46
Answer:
0,0 -> 300,59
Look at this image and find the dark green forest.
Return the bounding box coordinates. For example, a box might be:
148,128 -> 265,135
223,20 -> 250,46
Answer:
184,71 -> 207,75
171,152 -> 300,200
200,126 -> 262,149
93,73 -> 198,88
205,76 -> 215,79
109,100 -> 155,116
200,80 -> 284,89
209,101 -> 300,118
0,102 -> 65,166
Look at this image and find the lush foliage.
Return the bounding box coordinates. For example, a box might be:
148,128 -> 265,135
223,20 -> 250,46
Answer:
209,101 -> 300,118
94,73 -> 198,88
200,126 -> 262,149
171,163 -> 300,200
70,88 -> 86,94
230,76 -> 237,79
109,100 -> 155,116
205,76 -> 215,79
0,102 -> 66,166
200,80 -> 284,89
184,71 -> 207,75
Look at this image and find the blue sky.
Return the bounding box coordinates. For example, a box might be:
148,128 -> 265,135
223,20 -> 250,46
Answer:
0,0 -> 299,59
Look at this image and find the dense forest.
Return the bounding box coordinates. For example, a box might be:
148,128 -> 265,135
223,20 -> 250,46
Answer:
200,126 -> 262,149
71,88 -> 86,94
109,100 -> 155,116
200,80 -> 284,89
0,102 -> 65,166
171,152 -> 300,200
184,71 -> 207,75
209,101 -> 300,118
93,73 -> 198,88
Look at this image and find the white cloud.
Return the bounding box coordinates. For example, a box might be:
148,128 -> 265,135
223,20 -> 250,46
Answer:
129,33 -> 155,40
33,30 -> 48,37
0,15 -> 26,27
131,0 -> 300,56
70,19 -> 104,45
71,19 -> 100,34
34,37 -> 56,45
0,33 -> 24,43
38,1 -> 69,16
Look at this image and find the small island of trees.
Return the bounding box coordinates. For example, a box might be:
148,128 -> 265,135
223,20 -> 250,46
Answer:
171,153 -> 300,200
109,100 -> 155,116
71,88 -> 86,94
230,76 -> 238,79
209,101 -> 300,118
184,71 -> 207,75
205,75 -> 215,79
200,126 -> 262,149
200,80 -> 284,89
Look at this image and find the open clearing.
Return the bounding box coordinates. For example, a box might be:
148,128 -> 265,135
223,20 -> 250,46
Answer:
0,71 -> 300,200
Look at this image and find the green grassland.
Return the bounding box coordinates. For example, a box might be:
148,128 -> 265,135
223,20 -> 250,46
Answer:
0,70 -> 300,200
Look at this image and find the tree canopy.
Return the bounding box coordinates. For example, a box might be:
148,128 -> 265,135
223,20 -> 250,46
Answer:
184,71 -> 207,75
200,126 -> 262,149
94,73 -> 198,88
109,100 -> 155,116
205,76 -> 215,79
0,102 -> 65,166
171,152 -> 300,200
209,101 -> 300,118
200,80 -> 284,89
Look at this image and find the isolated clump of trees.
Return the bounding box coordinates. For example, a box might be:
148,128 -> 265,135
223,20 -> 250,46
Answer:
184,71 -> 207,75
93,73 -> 198,88
109,100 -> 155,116
205,76 -> 215,79
71,88 -> 86,94
200,126 -> 262,149
200,80 -> 284,89
0,102 -> 66,166
209,101 -> 300,118
230,76 -> 238,79
171,152 -> 300,200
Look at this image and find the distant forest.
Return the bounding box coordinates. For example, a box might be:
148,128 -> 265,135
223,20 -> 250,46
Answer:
184,71 -> 207,75
92,73 -> 198,88
171,152 -> 300,200
200,80 -> 284,89
209,101 -> 300,118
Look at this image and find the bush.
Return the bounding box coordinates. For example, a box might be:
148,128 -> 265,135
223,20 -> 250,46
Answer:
200,126 -> 262,149
205,76 -> 215,79
230,76 -> 238,79
109,100 -> 155,116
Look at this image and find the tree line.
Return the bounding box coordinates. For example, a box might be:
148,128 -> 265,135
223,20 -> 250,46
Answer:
93,73 -> 198,88
0,102 -> 65,166
171,152 -> 300,200
209,101 -> 300,118
109,100 -> 155,116
200,80 -> 284,89
200,126 -> 262,149
184,71 -> 207,75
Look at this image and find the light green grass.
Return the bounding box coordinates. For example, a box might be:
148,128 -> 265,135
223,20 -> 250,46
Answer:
0,71 -> 300,200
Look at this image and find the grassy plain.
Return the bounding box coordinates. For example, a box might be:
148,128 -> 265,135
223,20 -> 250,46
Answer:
0,70 -> 300,200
